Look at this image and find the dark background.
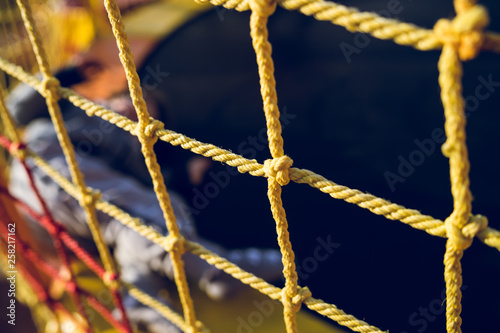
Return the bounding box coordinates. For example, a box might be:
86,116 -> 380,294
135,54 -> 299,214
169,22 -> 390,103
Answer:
139,1 -> 500,332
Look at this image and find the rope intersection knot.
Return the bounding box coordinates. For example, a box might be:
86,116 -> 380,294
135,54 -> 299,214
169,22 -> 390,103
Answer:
10,141 -> 27,160
163,234 -> 186,255
103,271 -> 120,289
291,286 -> 312,312
433,4 -> 490,61
145,119 -> 165,138
263,155 -> 293,186
42,77 -> 61,100
445,213 -> 488,250
249,0 -> 277,17
81,188 -> 101,207
139,119 -> 165,147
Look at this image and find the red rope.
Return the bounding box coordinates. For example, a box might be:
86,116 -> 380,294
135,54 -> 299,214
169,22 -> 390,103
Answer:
85,294 -> 130,332
0,190 -> 107,278
0,134 -> 133,333
1,136 -> 93,332
0,219 -> 131,333
1,188 -> 134,333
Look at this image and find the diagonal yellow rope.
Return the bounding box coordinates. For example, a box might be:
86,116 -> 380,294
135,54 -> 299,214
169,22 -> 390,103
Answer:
101,0 -> 198,331
124,282 -> 209,333
2,55 -> 499,257
196,0 -> 500,56
0,85 -> 20,144
14,0 -> 120,303
22,145 -> 386,333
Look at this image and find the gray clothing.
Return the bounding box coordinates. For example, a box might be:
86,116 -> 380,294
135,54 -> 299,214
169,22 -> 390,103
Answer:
7,85 -> 283,331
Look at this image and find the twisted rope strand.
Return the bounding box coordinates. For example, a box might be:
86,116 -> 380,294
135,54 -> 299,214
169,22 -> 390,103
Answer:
101,1 -> 199,330
124,282 -> 210,333
0,59 -> 499,250
13,0 -> 132,329
192,0 -> 500,55
434,1 -> 489,332
249,0 -> 302,331
5,137 -> 386,331
13,0 -> 126,317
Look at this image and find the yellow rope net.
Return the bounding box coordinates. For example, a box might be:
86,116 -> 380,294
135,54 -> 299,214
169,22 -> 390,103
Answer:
0,0 -> 499,332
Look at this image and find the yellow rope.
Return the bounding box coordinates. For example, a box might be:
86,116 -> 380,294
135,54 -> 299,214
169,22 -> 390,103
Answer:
249,0 -> 301,331
102,0 -> 198,330
124,282 -> 209,333
5,57 -> 500,256
3,0 -> 33,72
0,85 -> 20,144
25,145 -> 387,333
2,0 -> 500,332
433,1 -> 490,332
14,0 -> 119,285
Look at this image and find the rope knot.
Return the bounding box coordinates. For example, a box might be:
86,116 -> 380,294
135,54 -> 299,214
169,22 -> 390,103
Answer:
11,141 -> 27,161
433,4 -> 489,61
249,0 -> 277,17
139,119 -> 165,147
144,119 -> 164,137
263,155 -> 293,186
291,286 -> 312,312
445,214 -> 488,250
81,188 -> 101,207
163,234 -> 186,255
103,271 -> 120,289
42,77 -> 61,100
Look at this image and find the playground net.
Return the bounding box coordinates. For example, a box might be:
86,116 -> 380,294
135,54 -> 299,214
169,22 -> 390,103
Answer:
0,0 -> 500,332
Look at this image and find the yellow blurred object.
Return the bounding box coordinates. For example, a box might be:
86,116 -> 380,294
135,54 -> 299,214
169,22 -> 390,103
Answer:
121,0 -> 210,38
0,0 -> 95,88
48,4 -> 96,68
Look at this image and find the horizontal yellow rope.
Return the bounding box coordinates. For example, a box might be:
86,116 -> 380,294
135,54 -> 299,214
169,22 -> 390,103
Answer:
12,96 -> 499,333
279,0 -> 440,50
193,0 -> 500,55
30,141 -> 500,257
195,0 -> 250,12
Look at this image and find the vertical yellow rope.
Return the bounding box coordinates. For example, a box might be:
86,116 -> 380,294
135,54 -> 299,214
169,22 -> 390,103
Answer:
15,0 -> 120,303
248,0 -> 299,332
102,0 -> 198,331
0,85 -> 20,143
439,43 -> 468,333
4,0 -> 32,71
433,1 -> 490,332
